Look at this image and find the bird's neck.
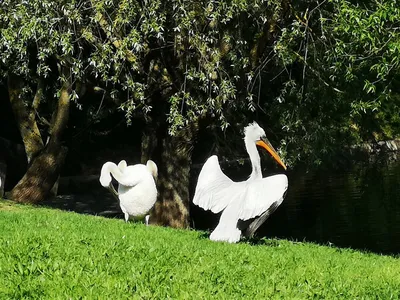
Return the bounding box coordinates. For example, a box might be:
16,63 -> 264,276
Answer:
245,138 -> 262,180
103,162 -> 125,183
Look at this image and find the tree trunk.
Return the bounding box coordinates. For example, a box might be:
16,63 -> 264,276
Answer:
9,145 -> 67,203
9,67 -> 71,203
7,75 -> 44,163
142,122 -> 197,228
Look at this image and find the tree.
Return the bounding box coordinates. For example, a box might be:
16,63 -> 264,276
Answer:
1,0 -> 76,203
2,0 -> 398,227
0,0 -> 291,226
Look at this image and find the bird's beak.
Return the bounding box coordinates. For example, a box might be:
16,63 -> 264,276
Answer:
256,139 -> 287,170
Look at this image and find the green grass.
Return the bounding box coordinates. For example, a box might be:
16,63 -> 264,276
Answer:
0,200 -> 399,299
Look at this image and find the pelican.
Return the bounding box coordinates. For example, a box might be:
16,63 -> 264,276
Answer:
193,122 -> 288,243
99,159 -> 158,225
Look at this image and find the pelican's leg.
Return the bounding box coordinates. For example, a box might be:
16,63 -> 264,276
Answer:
145,215 -> 150,226
210,206 -> 241,243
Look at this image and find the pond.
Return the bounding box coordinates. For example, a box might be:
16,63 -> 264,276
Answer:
192,154 -> 400,255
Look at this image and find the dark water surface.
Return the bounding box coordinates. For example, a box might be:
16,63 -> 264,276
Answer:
253,157 -> 400,255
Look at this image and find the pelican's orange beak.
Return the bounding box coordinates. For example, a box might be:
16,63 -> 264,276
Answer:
256,139 -> 287,170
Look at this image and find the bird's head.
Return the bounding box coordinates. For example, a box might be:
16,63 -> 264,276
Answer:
99,173 -> 112,187
244,121 -> 266,141
244,121 -> 287,170
99,163 -> 113,187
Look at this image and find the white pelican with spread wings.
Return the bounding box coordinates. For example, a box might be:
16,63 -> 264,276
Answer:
193,122 -> 288,243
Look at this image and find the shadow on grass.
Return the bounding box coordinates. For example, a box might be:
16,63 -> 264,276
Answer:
241,236 -> 284,247
197,231 -> 211,240
192,229 -> 399,257
242,234 -> 400,258
39,193 -> 124,220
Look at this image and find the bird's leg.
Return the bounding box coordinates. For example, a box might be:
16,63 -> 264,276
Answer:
124,212 -> 130,222
210,206 -> 241,243
145,215 -> 150,226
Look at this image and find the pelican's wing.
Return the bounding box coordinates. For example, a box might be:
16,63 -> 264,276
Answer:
242,199 -> 284,238
146,160 -> 158,180
192,155 -> 236,213
239,174 -> 288,221
116,165 -> 150,187
118,160 -> 127,171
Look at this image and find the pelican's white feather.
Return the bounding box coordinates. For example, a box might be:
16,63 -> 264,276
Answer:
118,160 -> 127,171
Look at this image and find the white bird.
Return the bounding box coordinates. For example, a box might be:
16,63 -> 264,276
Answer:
193,122 -> 288,243
99,159 -> 158,225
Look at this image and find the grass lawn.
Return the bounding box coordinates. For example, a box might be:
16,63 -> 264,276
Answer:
0,200 -> 399,299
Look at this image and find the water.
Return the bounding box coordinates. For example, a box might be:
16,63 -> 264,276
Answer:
192,155 -> 400,255
271,157 -> 400,255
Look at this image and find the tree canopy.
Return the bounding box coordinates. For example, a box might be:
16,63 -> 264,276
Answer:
1,0 -> 399,168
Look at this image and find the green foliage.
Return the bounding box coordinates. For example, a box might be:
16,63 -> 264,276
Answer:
1,202 -> 400,298
328,0 -> 400,140
263,0 -> 400,166
0,0 -> 285,134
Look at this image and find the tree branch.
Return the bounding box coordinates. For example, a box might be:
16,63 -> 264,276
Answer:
32,78 -> 44,112
49,65 -> 72,146
8,74 -> 44,162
